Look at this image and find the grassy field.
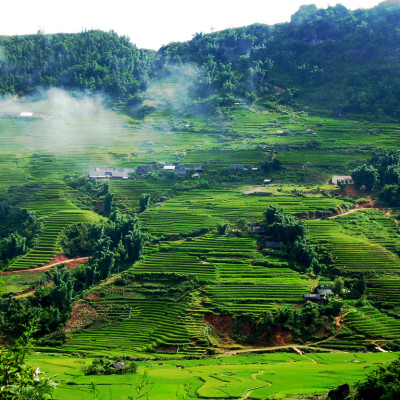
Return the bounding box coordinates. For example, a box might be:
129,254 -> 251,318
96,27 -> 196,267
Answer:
29,352 -> 399,400
2,96 -> 400,398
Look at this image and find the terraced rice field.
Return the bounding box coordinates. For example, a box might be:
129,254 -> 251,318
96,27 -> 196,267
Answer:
367,277 -> 400,303
345,305 -> 400,339
109,180 -> 175,209
141,189 -> 351,236
133,252 -> 217,282
8,182 -> 101,270
155,234 -> 312,314
306,210 -> 400,273
312,330 -> 368,351
64,299 -> 193,355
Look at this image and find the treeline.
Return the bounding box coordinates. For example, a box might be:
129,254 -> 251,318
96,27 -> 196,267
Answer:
262,205 -> 328,275
1,4 -> 400,117
156,2 -> 400,117
233,300 -> 342,345
0,211 -> 144,341
0,30 -> 154,104
0,201 -> 41,269
351,149 -> 400,205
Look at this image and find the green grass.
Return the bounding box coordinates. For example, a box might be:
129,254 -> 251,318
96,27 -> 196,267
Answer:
29,352 -> 399,400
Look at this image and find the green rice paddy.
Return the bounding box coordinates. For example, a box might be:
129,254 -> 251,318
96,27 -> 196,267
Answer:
29,352 -> 399,400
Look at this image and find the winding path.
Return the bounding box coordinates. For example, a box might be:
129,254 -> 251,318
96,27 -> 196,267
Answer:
0,257 -> 90,276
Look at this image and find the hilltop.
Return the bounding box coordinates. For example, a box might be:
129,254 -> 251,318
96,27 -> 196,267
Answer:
1,2 -> 400,118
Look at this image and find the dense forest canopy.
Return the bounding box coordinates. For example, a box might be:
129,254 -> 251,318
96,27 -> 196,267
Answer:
0,30 -> 154,105
156,1 -> 400,116
1,2 -> 400,116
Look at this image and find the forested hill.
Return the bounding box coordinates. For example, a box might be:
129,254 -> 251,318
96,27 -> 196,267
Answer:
1,2 -> 400,117
0,30 -> 154,104
156,1 -> 400,117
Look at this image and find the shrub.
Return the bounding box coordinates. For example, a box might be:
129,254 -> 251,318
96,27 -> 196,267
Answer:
85,357 -> 138,375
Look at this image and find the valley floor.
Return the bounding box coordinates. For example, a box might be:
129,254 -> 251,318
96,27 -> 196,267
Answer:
30,352 -> 398,400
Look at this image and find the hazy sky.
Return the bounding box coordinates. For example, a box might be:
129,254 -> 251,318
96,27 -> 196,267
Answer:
1,0 -> 383,50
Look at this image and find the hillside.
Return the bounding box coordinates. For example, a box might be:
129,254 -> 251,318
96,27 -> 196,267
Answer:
1,3 -> 400,400
0,2 -> 400,118
0,30 -> 154,105
156,1 -> 400,117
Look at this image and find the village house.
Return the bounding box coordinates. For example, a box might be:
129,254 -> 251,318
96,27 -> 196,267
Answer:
303,284 -> 334,302
175,168 -> 187,176
250,225 -> 267,234
264,241 -> 283,250
331,175 -> 353,185
184,165 -> 204,172
88,167 -> 135,180
136,165 -> 154,175
229,164 -> 246,170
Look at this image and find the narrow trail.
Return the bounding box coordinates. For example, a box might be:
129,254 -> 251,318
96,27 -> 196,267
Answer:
219,343 -> 347,357
310,310 -> 354,347
328,207 -> 364,219
0,257 -> 90,276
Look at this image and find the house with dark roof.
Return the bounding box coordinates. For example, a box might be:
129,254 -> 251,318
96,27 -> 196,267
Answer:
304,284 -> 334,302
229,164 -> 246,170
184,165 -> 204,172
315,285 -> 334,298
88,168 -> 135,180
264,241 -> 283,250
136,165 -> 154,175
175,169 -> 187,176
303,294 -> 323,302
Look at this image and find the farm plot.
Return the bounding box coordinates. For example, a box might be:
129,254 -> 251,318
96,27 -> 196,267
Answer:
205,277 -> 311,314
63,299 -> 192,356
109,180 -> 175,210
140,189 -> 351,236
132,252 -> 217,282
160,235 -> 312,313
345,305 -> 400,340
159,234 -> 257,259
183,149 -> 265,168
8,210 -> 99,270
7,181 -> 101,270
306,214 -> 400,273
277,150 -> 367,167
367,277 -> 400,303
31,352 -> 400,400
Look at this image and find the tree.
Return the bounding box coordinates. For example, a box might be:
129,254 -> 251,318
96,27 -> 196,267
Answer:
351,274 -> 366,298
138,193 -> 150,213
352,164 -> 379,190
333,277 -> 345,296
104,192 -> 114,214
353,356 -> 400,400
337,179 -> 347,191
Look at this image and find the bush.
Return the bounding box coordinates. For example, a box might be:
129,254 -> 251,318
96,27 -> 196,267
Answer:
0,322 -> 56,399
85,357 -> 138,375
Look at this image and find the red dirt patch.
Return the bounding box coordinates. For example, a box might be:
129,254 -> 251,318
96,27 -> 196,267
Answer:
43,254 -> 69,266
270,323 -> 293,346
64,301 -> 100,333
204,314 -> 234,340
